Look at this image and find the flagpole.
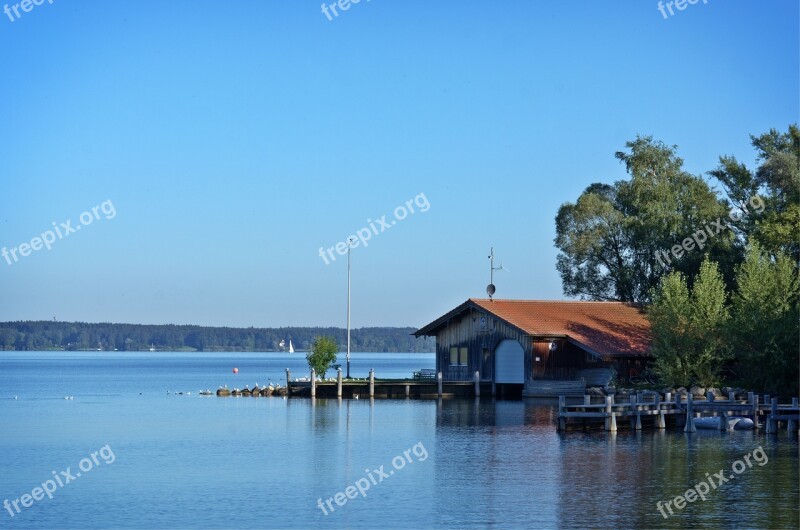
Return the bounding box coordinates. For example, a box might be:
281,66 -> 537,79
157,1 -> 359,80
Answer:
346,237 -> 352,379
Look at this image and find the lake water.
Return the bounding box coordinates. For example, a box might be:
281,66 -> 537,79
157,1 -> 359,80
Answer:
1,352 -> 797,529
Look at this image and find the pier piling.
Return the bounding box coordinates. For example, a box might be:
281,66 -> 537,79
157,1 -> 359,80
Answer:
789,398 -> 798,433
629,395 -> 637,430
337,369 -> 342,398
604,396 -> 616,432
310,369 -> 316,398
767,397 -> 778,434
684,393 -> 696,433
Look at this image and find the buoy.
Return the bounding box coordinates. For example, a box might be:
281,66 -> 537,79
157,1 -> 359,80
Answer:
233,367 -> 239,374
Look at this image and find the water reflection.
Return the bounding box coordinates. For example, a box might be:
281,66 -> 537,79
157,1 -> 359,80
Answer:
429,397 -> 798,529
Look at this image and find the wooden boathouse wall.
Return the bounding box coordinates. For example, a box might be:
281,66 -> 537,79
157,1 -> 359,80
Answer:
433,306 -> 548,382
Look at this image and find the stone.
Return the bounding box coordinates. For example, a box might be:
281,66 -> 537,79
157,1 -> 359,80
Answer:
588,387 -> 605,397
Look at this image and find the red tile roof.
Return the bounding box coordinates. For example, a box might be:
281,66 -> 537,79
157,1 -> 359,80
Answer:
417,299 -> 651,357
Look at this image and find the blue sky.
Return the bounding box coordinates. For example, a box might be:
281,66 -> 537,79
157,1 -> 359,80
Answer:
0,0 -> 797,328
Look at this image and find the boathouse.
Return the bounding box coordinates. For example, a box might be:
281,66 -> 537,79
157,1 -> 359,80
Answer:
414,299 -> 651,397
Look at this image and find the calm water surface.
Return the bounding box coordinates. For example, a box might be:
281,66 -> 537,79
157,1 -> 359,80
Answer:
0,352 -> 797,529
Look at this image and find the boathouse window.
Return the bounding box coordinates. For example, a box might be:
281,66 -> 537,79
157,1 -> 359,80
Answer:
450,347 -> 468,365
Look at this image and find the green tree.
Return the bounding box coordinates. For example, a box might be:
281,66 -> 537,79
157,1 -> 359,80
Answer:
306,336 -> 338,379
648,258 -> 731,388
555,136 -> 733,303
728,244 -> 799,396
710,124 -> 800,262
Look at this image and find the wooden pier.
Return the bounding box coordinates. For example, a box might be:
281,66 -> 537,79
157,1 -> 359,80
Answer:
557,391 -> 800,433
286,369 -> 492,399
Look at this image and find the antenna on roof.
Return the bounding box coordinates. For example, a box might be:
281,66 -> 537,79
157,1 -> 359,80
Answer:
487,247 -> 506,300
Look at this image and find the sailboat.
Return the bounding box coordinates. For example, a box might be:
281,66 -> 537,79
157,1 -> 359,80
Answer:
288,340 -> 294,353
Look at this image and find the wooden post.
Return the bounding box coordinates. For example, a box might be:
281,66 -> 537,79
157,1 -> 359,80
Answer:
605,396 -> 616,432
675,392 -> 683,426
337,368 -> 342,398
630,394 -> 637,430
285,368 -> 292,397
437,371 -> 443,398
310,369 -> 316,398
706,391 -> 716,427
635,394 -> 642,430
788,398 -> 798,433
474,371 -> 480,398
684,393 -> 696,433
405,384 -> 410,398
767,397 -> 778,434
558,395 -> 566,431
583,395 -> 590,430
491,381 -> 496,397
656,393 -> 666,429
369,369 -> 375,398
728,390 -> 736,403
752,393 -> 760,429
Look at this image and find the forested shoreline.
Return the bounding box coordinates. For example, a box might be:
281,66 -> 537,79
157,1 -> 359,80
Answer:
0,321 -> 433,353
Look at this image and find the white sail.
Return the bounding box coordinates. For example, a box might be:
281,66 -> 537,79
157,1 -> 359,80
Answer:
288,340 -> 294,353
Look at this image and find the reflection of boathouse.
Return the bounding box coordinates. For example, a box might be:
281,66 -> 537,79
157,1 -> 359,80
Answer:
414,299 -> 651,397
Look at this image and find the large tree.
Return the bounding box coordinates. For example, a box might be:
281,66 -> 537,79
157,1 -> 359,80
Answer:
555,136 -> 733,302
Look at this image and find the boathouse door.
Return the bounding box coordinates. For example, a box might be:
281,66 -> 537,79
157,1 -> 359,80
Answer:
494,339 -> 524,384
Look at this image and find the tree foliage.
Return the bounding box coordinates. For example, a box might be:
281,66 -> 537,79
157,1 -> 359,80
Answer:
0,322 -> 434,353
629,125 -> 799,395
555,136 -> 733,303
710,124 -> 800,261
306,336 -> 338,379
648,259 -> 731,388
728,244 -> 799,395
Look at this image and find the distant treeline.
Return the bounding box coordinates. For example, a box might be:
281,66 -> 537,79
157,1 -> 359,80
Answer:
0,321 -> 434,353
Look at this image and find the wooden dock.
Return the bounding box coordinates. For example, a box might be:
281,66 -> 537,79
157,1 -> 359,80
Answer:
286,369 -> 492,399
557,391 -> 800,433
